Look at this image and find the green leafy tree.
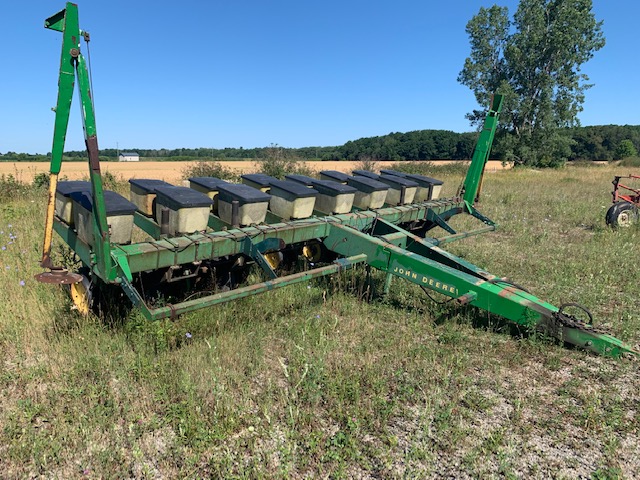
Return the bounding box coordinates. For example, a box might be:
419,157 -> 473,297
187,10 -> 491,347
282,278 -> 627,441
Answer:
615,139 -> 638,160
458,0 -> 605,167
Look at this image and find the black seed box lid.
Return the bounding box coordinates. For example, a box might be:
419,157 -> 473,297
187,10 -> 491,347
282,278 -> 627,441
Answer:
405,174 -> 444,186
284,174 -> 316,186
352,170 -> 380,180
56,180 -> 92,197
378,175 -> 419,188
188,177 -> 229,190
379,169 -> 407,178
310,179 -> 358,196
320,170 -> 350,182
346,176 -> 389,193
270,180 -> 318,198
217,184 -> 271,206
155,186 -> 213,209
241,173 -> 278,187
128,178 -> 172,193
70,190 -> 137,216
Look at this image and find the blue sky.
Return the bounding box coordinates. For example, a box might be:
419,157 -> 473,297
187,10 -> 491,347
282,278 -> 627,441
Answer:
1,1 -> 637,154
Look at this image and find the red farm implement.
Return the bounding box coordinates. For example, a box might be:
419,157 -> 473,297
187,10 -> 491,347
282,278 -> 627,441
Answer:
606,174 -> 640,228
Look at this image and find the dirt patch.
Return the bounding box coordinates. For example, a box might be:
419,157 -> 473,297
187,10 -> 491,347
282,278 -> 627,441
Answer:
0,160 -> 510,184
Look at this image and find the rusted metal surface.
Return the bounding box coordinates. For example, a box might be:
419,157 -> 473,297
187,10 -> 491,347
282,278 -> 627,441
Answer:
611,174 -> 640,204
35,269 -> 83,285
86,135 -> 101,173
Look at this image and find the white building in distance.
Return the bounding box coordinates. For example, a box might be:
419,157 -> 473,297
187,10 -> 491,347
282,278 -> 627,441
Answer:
119,152 -> 140,162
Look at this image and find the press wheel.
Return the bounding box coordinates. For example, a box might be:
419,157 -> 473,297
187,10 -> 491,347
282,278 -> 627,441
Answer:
302,241 -> 323,262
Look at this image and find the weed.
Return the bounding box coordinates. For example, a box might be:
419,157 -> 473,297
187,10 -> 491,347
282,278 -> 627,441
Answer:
181,160 -> 238,181
254,144 -> 313,179
354,156 -> 379,173
0,174 -> 31,201
592,465 -> 623,480
32,172 -> 50,189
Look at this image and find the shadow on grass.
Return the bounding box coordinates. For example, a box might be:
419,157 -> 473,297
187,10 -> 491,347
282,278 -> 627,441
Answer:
378,287 -> 552,346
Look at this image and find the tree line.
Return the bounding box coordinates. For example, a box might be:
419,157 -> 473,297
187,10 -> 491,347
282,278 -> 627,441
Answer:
1,124 -> 638,163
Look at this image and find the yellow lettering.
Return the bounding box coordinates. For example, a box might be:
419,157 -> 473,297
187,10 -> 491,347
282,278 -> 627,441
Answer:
412,273 -> 417,279
422,277 -> 428,283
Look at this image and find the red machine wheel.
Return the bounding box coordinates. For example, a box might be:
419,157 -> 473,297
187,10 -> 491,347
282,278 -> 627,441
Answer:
605,202 -> 638,228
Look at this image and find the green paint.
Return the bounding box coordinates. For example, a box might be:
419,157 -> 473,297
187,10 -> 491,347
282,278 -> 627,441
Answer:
45,3 -> 113,279
462,94 -> 503,205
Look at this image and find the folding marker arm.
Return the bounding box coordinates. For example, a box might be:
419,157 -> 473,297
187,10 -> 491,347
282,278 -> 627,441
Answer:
460,94 -> 503,206
39,3 -> 113,280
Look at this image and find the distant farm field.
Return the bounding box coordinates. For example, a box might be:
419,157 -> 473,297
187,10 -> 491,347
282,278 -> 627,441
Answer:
0,163 -> 638,478
0,160 -> 510,183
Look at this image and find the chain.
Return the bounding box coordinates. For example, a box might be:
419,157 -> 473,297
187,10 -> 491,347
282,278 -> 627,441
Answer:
552,303 -> 611,336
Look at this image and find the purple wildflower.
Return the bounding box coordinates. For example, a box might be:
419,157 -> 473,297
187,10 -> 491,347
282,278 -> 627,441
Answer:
19,280 -> 25,286
185,332 -> 192,339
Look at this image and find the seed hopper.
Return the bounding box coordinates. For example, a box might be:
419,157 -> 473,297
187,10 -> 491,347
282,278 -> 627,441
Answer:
37,3 -> 639,358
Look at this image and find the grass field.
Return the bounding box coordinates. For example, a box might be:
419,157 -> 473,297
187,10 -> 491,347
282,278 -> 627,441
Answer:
0,164 -> 638,478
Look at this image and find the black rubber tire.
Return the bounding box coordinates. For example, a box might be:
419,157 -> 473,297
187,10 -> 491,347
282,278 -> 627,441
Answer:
605,201 -> 638,228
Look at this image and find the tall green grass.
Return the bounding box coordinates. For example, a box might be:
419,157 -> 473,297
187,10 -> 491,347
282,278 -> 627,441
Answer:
0,166 -> 638,478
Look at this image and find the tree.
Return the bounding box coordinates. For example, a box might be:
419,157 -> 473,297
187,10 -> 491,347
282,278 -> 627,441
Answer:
458,0 -> 605,167
615,139 -> 638,160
